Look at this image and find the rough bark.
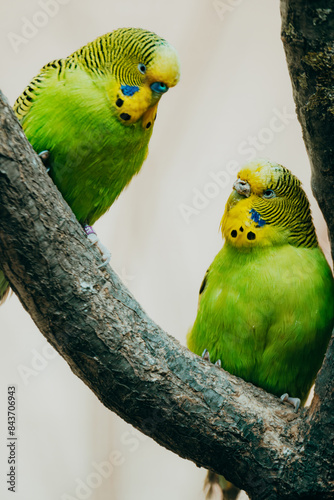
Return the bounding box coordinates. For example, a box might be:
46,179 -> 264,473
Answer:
0,93 -> 333,499
0,3 -> 333,498
280,6 -> 334,495
281,0 -> 334,258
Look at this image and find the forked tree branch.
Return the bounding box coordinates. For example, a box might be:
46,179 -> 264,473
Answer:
0,2 -> 333,497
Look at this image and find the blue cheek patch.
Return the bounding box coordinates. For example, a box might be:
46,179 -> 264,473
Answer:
250,209 -> 267,227
121,85 -> 140,96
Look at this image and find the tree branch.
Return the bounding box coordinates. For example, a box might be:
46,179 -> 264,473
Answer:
281,4 -> 334,477
280,0 -> 334,258
1,4 -> 334,495
0,89 -> 333,498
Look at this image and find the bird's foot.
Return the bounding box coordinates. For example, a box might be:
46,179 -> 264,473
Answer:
201,349 -> 221,368
202,348 -> 211,362
280,393 -> 301,412
38,150 -> 51,173
84,225 -> 111,268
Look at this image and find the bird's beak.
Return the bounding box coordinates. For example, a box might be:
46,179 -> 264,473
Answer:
233,178 -> 251,197
150,82 -> 169,94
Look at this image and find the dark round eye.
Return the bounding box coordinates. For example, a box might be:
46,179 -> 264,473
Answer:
263,189 -> 276,199
138,63 -> 146,74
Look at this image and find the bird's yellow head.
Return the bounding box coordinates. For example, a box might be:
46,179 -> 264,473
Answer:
104,28 -> 180,128
221,159 -> 317,249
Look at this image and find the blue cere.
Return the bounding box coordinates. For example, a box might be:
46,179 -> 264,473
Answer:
121,85 -> 140,96
250,209 -> 266,227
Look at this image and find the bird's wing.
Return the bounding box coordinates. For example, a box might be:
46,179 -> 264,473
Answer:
197,268 -> 209,309
13,43 -> 112,122
13,59 -> 71,120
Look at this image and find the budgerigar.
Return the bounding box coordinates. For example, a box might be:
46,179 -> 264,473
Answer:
187,159 -> 334,500
0,27 -> 180,302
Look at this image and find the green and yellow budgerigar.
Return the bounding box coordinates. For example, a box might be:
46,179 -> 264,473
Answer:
187,159 -> 334,499
0,27 -> 180,302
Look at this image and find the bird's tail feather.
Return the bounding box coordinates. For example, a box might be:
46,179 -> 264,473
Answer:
0,271 -> 10,304
205,471 -> 241,500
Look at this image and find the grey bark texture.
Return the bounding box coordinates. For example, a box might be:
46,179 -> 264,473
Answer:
0,1 -> 333,498
281,0 -> 334,258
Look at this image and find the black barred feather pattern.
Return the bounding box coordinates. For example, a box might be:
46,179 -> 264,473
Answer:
252,165 -> 318,248
191,160 -> 334,500
14,28 -> 168,120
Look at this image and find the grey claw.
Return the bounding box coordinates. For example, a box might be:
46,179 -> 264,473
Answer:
38,150 -> 50,172
38,150 -> 49,161
294,399 -> 301,412
201,348 -> 211,363
280,393 -> 301,412
97,261 -> 108,269
85,228 -> 111,266
201,349 -> 222,368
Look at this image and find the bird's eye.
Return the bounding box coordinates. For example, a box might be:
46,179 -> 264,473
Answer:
138,63 -> 146,74
262,189 -> 276,199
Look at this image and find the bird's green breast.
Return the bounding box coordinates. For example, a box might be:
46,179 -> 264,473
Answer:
20,67 -> 153,224
187,243 -> 334,403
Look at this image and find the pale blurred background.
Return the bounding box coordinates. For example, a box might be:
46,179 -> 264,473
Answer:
0,1 -> 331,499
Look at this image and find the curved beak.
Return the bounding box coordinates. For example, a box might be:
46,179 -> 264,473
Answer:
233,178 -> 251,197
